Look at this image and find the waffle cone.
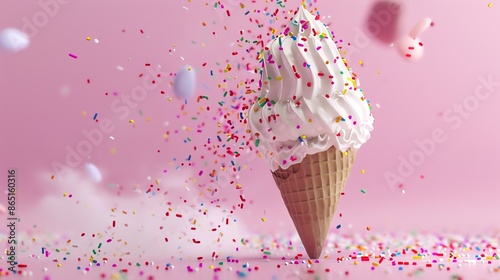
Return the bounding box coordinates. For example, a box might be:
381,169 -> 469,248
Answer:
272,147 -> 356,259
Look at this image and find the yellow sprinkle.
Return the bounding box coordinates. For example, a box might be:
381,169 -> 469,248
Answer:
358,60 -> 363,66
209,265 -> 214,269
412,256 -> 423,260
82,111 -> 87,116
261,217 -> 266,222
57,263 -> 62,267
276,76 -> 283,81
361,169 -> 365,174
301,135 -> 306,139
344,151 -> 349,156
86,37 -> 91,41
335,116 -> 342,123
308,118 -> 313,122
236,184 -> 242,189
129,119 -> 135,124
488,3 -> 492,7
376,70 -> 381,74
63,192 -> 68,197
354,261 -> 358,265
168,97 -> 172,101
372,262 -> 379,267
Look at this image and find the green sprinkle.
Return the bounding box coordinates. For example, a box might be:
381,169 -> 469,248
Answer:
340,71 -> 344,74
361,189 -> 366,194
136,262 -> 141,267
255,139 -> 260,147
98,243 -> 102,249
263,251 -> 271,255
218,261 -> 224,266
92,249 -> 96,255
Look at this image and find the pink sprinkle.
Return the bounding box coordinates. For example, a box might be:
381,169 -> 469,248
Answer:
69,53 -> 77,59
199,170 -> 203,176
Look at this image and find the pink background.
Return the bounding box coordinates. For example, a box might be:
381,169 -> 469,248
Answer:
1,0 -> 500,263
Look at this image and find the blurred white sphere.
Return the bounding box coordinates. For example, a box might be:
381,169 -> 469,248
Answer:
0,28 -> 30,53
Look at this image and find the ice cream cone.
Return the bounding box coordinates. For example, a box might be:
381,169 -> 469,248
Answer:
271,147 -> 356,259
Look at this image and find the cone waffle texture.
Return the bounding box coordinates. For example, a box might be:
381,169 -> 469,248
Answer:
272,147 -> 356,259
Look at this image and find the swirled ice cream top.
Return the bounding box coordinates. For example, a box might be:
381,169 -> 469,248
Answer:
247,5 -> 374,171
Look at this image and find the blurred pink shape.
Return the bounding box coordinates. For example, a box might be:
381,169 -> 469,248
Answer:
397,17 -> 432,61
409,17 -> 433,38
365,1 -> 403,44
0,203 -> 6,214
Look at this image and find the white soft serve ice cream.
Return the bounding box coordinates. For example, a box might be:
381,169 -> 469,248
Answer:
248,5 -> 374,171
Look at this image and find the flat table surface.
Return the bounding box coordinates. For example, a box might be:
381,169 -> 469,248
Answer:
4,231 -> 500,280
